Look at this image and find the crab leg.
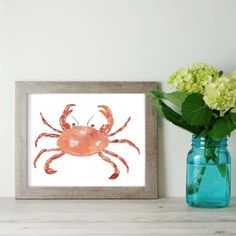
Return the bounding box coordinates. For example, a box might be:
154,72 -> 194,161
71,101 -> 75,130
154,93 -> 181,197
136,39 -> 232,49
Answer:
98,152 -> 120,179
108,117 -> 131,137
103,149 -> 129,172
44,152 -> 65,175
110,139 -> 140,155
98,105 -> 114,134
33,148 -> 60,168
59,104 -> 76,131
40,113 -> 62,133
35,133 -> 60,147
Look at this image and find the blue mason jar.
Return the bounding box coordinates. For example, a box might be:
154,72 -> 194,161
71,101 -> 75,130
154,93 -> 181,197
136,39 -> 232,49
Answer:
186,135 -> 231,208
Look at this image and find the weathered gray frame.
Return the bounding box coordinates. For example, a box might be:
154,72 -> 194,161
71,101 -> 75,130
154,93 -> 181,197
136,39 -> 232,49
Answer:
15,82 -> 158,199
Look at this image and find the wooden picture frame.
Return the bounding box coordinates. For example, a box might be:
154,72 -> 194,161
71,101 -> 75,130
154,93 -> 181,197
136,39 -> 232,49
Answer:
15,81 -> 158,199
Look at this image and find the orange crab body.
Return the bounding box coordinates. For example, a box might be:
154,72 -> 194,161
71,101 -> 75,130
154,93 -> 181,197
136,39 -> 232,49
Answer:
34,104 -> 140,179
57,126 -> 109,156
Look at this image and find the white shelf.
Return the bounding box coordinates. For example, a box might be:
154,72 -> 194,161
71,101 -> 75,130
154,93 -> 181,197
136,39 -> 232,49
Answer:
0,197 -> 235,235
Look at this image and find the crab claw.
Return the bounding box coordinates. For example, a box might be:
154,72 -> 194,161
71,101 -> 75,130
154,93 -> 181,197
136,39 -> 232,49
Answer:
109,173 -> 119,179
60,104 -> 76,130
98,105 -> 114,134
45,168 -> 57,175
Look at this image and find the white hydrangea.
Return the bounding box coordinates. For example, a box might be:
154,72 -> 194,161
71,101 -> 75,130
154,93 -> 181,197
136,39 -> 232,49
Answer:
229,71 -> 236,112
203,76 -> 236,115
229,71 -> 236,80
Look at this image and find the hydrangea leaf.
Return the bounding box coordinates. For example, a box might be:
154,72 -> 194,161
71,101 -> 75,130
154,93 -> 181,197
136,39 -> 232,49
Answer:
217,164 -> 227,177
149,97 -> 202,134
182,93 -> 213,126
209,117 -> 236,140
197,129 -> 209,137
230,112 -> 236,123
149,90 -> 188,107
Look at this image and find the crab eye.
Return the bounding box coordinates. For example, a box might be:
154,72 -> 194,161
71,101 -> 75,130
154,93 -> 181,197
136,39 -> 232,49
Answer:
91,124 -> 95,127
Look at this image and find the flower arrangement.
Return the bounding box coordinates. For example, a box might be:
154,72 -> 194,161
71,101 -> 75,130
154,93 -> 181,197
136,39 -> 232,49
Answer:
149,63 -> 236,140
150,64 -> 235,207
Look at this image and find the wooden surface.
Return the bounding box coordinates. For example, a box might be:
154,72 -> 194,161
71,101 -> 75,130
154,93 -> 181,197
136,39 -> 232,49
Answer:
0,198 -> 236,235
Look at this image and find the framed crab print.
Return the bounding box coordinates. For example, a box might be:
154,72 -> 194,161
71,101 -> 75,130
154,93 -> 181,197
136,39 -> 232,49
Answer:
15,82 -> 158,199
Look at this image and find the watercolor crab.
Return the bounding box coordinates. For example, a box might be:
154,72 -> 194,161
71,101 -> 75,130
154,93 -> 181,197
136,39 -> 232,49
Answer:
33,104 -> 140,179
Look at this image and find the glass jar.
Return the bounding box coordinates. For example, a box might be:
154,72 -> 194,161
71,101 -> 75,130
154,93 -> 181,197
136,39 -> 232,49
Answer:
186,135 -> 231,208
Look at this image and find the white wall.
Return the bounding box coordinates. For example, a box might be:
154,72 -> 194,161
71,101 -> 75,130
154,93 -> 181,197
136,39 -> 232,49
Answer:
0,0 -> 236,197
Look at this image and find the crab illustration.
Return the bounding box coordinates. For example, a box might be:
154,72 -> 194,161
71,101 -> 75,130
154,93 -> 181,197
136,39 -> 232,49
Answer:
33,104 -> 140,179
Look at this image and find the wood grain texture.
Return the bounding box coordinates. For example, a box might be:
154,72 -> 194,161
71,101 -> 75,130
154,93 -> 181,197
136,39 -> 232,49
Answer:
0,198 -> 235,235
15,81 -> 158,199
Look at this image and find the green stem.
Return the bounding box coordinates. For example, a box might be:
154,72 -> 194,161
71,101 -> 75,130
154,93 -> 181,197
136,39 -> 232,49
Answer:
187,139 -> 216,195
187,138 -> 229,195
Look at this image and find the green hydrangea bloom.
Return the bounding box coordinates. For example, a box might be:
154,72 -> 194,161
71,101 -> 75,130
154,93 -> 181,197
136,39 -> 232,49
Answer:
203,76 -> 236,115
229,70 -> 236,80
168,63 -> 220,94
228,71 -> 236,112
